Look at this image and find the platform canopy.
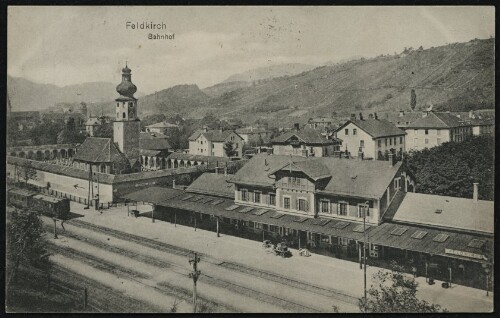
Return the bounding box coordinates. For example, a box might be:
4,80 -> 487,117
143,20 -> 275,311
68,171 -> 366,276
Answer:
121,186 -> 184,204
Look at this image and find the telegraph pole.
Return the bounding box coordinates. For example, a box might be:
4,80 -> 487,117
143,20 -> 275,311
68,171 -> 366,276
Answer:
216,216 -> 220,237
53,217 -> 58,239
188,252 -> 201,313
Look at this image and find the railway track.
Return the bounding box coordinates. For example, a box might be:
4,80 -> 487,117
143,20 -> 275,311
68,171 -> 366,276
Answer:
45,223 -> 321,312
46,241 -> 237,313
62,218 -> 359,309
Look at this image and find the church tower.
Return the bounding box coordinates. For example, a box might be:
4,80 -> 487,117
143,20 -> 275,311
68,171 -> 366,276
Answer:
114,63 -> 140,160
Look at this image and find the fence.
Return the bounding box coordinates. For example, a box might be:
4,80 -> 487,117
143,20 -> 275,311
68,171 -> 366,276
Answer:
22,265 -> 105,312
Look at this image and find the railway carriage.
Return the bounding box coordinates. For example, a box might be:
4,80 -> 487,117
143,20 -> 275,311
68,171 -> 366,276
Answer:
7,187 -> 70,219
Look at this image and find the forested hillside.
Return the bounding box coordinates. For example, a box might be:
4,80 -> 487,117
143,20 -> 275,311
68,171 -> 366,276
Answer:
8,38 -> 494,126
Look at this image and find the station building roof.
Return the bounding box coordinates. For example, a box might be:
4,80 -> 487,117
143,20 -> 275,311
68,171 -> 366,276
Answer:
155,191 -> 492,263
185,173 -> 235,198
390,192 -> 494,235
231,154 -> 404,199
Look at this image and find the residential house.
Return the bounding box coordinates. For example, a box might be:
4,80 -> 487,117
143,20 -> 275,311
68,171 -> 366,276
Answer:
271,124 -> 341,157
235,126 -> 273,145
404,111 -> 473,151
144,121 -> 179,136
188,127 -> 244,158
335,115 -> 406,160
86,117 -> 102,136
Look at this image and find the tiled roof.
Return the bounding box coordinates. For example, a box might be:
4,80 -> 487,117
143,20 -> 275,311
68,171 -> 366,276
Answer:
338,119 -> 406,138
368,222 -> 492,261
388,112 -> 423,127
73,137 -> 130,164
7,156 -> 115,184
140,132 -> 171,150
391,192 -> 494,235
186,173 -> 235,198
121,186 -> 184,204
188,129 -> 242,142
270,160 -> 331,181
145,121 -> 179,129
229,154 -> 308,187
167,152 -> 231,163
271,127 -> 336,145
231,154 -> 403,198
406,112 -> 468,129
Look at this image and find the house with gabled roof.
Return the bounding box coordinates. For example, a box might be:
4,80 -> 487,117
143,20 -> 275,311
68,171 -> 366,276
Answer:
270,125 -> 341,157
404,111 -> 472,151
72,137 -> 137,174
335,117 -> 406,160
144,121 -> 179,136
188,127 -> 244,158
229,153 -> 415,226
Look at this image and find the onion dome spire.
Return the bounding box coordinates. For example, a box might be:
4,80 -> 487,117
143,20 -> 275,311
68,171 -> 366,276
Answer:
116,62 -> 137,98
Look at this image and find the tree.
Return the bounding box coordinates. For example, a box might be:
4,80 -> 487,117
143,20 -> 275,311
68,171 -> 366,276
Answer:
7,210 -> 49,288
93,121 -> 113,138
18,162 -> 37,187
359,262 -> 445,313
223,141 -> 237,158
406,135 -> 494,200
410,89 -> 417,111
57,128 -> 86,144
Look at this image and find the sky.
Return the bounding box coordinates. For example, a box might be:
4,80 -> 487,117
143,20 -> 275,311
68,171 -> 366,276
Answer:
8,6 -> 495,94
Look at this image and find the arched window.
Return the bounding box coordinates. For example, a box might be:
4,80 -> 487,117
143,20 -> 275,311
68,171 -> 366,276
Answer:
129,102 -> 133,107
122,112 -> 126,119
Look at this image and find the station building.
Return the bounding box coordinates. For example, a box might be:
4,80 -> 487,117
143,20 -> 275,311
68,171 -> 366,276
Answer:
124,153 -> 493,290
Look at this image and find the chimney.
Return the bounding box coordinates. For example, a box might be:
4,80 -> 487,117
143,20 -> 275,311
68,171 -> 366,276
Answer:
368,113 -> 374,119
294,123 -> 300,131
219,127 -> 223,133
203,125 -> 209,132
374,112 -> 378,120
473,182 -> 479,203
359,113 -> 364,121
388,153 -> 394,166
350,113 -> 356,120
399,110 -> 405,117
469,110 -> 474,119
